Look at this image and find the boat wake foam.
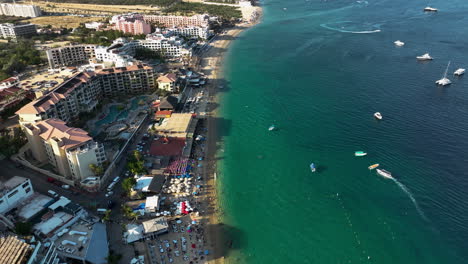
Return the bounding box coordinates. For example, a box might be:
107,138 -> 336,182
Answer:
320,21 -> 381,34
390,177 -> 428,221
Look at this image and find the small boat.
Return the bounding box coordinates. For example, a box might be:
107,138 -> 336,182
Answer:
268,125 -> 276,131
374,112 -> 382,120
416,53 -> 433,61
424,7 -> 438,12
376,168 -> 393,179
394,40 -> 405,46
310,163 -> 316,173
355,151 -> 367,157
454,68 -> 465,76
436,61 -> 452,86
368,164 -> 379,170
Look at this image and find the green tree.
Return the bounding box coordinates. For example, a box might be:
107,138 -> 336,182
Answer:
102,209 -> 111,222
89,163 -> 104,175
106,250 -> 122,264
121,204 -> 139,220
121,177 -> 136,196
15,222 -> 33,236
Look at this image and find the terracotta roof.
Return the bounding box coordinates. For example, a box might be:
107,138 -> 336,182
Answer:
150,137 -> 186,156
35,118 -> 92,150
96,64 -> 153,75
157,73 -> 177,83
16,72 -> 95,115
155,110 -> 172,118
0,76 -> 18,84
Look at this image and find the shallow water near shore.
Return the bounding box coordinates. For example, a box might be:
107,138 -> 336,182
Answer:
219,0 -> 468,263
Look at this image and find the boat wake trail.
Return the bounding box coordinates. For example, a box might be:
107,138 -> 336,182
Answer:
390,178 -> 428,221
320,21 -> 382,34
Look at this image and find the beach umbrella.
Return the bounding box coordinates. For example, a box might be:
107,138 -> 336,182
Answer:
191,220 -> 197,224
176,220 -> 182,224
204,250 -> 209,255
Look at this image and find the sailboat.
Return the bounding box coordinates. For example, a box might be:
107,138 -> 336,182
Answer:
310,163 -> 316,173
435,61 -> 452,86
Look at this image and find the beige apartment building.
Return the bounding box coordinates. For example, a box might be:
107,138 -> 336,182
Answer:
23,118 -> 106,181
46,45 -> 97,69
17,64 -> 156,126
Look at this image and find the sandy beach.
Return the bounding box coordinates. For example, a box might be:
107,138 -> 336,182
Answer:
197,20 -> 260,264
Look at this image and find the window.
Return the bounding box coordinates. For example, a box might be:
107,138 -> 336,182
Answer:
25,187 -> 31,193
7,189 -> 18,198
22,182 -> 29,188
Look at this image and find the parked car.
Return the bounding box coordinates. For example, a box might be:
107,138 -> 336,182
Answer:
61,185 -> 70,189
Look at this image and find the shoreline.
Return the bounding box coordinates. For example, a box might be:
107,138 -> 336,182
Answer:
199,15 -> 262,264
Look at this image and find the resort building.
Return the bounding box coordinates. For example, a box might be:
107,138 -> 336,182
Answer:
22,118 -> 106,181
140,34 -> 192,58
157,73 -> 177,92
94,45 -> 135,68
17,64 -> 156,126
97,64 -> 156,97
110,13 -> 152,35
161,26 -> 210,40
0,3 -> 42,18
46,45 -> 97,69
143,14 -> 209,28
0,23 -> 37,39
0,176 -> 34,214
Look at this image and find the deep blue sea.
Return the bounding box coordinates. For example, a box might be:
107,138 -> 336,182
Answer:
219,0 -> 468,263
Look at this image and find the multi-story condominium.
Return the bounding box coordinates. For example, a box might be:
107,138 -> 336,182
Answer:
98,64 -> 156,97
139,34 -> 191,58
0,176 -> 33,214
110,13 -> 152,35
161,26 -> 210,40
17,64 -> 156,125
114,19 -> 152,35
23,118 -> 107,181
0,3 -> 42,18
17,71 -> 100,125
0,23 -> 36,39
143,14 -> 209,28
46,45 -> 97,69
157,73 -> 177,92
94,45 -> 135,67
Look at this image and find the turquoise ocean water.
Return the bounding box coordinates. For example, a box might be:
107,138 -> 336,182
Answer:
219,0 -> 468,263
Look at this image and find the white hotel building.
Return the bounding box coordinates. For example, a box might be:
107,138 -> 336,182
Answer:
159,26 -> 210,40
0,176 -> 34,214
0,3 -> 42,18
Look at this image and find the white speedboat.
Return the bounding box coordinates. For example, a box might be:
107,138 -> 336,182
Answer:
436,61 -> 452,86
374,112 -> 382,120
416,53 -> 433,61
376,169 -> 393,179
394,40 -> 405,46
454,68 -> 465,76
268,125 -> 276,131
424,7 -> 438,12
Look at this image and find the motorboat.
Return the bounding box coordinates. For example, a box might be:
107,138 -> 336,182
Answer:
416,53 -> 433,61
376,168 -> 393,179
454,68 -> 465,76
435,61 -> 452,86
310,163 -> 316,173
355,151 -> 367,157
268,125 -> 276,131
374,112 -> 382,120
424,7 -> 438,12
394,40 -> 405,46
368,164 -> 379,170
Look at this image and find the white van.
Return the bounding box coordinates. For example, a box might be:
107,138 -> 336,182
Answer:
96,208 -> 107,214
107,182 -> 116,192
48,190 -> 58,198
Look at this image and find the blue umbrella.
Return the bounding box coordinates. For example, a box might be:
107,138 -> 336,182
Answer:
204,250 -> 209,255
